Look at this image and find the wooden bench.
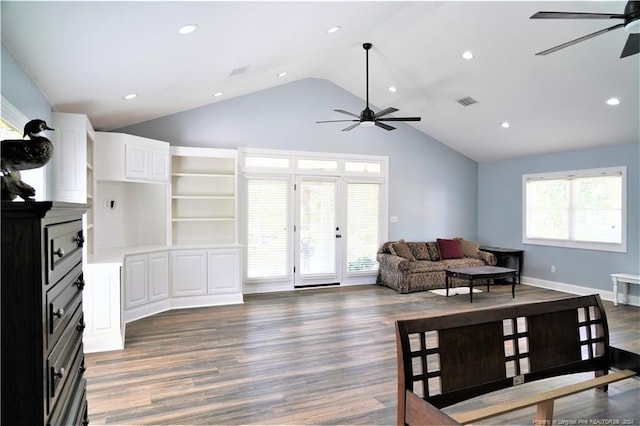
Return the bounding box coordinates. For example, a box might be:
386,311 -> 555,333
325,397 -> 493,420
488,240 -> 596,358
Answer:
396,295 -> 639,425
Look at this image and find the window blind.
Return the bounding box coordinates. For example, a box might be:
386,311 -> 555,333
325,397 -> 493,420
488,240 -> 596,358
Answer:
246,179 -> 290,279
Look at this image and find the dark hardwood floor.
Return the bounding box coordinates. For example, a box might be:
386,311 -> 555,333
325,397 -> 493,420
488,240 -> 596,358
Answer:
85,284 -> 640,425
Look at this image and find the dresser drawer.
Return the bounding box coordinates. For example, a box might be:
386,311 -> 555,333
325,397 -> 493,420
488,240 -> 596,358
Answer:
46,219 -> 84,285
48,366 -> 87,426
46,263 -> 84,350
47,304 -> 84,412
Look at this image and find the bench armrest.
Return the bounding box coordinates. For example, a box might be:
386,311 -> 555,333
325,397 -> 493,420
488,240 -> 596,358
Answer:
403,390 -> 461,426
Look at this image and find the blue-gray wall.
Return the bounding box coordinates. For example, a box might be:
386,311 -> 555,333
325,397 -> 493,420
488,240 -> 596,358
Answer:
118,78 -> 479,242
1,44 -> 51,123
478,143 -> 640,295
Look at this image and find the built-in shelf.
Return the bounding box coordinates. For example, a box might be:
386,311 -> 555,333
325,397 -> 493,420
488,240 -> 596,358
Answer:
170,147 -> 237,246
86,120 -> 95,255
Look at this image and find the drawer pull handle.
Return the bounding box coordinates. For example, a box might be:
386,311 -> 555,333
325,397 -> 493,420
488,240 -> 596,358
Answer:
53,307 -> 65,318
76,320 -> 86,332
74,233 -> 85,247
79,365 -> 87,375
75,277 -> 86,290
54,247 -> 65,258
54,367 -> 65,378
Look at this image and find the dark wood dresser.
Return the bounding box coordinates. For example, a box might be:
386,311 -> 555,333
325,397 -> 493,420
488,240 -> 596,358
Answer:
1,201 -> 89,425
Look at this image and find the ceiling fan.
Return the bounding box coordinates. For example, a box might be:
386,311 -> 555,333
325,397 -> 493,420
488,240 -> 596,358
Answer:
530,1 -> 640,58
316,42 -> 421,132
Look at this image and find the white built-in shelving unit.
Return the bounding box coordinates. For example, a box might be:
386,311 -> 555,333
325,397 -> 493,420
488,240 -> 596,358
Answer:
170,146 -> 238,245
85,123 -> 95,255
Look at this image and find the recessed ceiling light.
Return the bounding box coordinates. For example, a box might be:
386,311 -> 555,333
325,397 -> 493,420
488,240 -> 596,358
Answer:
213,92 -> 223,97
606,97 -> 620,106
327,26 -> 341,34
122,93 -> 138,100
277,71 -> 288,77
500,121 -> 511,128
178,24 -> 198,35
388,86 -> 397,93
462,51 -> 474,60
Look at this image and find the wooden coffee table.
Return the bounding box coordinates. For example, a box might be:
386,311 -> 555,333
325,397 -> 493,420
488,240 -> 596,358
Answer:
445,265 -> 518,303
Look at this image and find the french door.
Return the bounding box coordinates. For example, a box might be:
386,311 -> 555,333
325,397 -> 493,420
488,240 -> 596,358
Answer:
245,171 -> 384,289
294,176 -> 341,287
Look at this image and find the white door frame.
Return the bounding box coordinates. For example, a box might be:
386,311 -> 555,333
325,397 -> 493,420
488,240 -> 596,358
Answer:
294,175 -> 342,287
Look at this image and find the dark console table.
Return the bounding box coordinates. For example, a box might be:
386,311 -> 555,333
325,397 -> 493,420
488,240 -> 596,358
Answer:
480,246 -> 524,281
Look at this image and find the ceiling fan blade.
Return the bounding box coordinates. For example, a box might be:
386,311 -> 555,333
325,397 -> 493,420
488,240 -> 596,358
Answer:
374,107 -> 398,118
334,109 -> 360,118
530,11 -> 625,20
535,23 -> 625,55
342,123 -> 361,132
375,121 -> 395,131
316,119 -> 358,123
378,117 -> 422,122
621,33 -> 640,58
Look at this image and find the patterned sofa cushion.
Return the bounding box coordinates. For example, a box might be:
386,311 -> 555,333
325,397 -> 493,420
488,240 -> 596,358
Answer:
426,242 -> 440,261
406,242 -> 431,260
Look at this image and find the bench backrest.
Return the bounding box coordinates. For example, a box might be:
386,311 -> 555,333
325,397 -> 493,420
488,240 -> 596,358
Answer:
396,295 -> 610,420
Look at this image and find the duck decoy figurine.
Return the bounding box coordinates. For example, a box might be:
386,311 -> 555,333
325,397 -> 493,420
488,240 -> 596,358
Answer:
1,119 -> 54,201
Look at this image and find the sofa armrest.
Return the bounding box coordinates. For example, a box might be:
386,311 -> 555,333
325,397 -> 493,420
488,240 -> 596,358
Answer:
478,250 -> 497,266
377,253 -> 411,271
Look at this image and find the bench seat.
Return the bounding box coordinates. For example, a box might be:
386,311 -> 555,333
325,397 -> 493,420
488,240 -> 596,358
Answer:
396,295 -> 640,425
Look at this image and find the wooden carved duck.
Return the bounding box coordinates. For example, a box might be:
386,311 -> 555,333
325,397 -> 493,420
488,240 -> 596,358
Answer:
1,119 -> 55,201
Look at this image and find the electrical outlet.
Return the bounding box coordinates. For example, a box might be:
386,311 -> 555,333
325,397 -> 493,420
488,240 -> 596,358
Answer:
551,265 -> 556,273
513,375 -> 525,386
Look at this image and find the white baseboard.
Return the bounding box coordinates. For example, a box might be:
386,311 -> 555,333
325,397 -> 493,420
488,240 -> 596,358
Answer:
83,333 -> 125,353
523,276 -> 640,307
123,293 -> 244,325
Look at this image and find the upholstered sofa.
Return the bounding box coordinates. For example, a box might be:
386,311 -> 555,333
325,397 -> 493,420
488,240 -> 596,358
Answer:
376,238 -> 497,293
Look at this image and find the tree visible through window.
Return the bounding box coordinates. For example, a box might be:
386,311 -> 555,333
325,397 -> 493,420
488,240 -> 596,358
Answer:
523,167 -> 626,252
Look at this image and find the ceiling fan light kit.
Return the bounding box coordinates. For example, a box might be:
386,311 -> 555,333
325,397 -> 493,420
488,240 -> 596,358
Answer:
316,42 -> 421,132
530,0 -> 640,58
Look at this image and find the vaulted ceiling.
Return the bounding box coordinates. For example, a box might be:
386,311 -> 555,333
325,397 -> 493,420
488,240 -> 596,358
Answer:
2,1 -> 638,162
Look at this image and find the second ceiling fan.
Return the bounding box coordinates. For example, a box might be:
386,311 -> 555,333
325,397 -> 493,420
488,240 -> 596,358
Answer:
316,43 -> 421,132
530,1 -> 640,58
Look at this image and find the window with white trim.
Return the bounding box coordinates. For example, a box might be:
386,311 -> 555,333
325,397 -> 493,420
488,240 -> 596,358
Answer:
523,167 -> 626,252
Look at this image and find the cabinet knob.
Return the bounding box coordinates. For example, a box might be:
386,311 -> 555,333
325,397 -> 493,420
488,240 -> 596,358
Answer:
75,277 -> 85,290
53,307 -> 65,318
54,247 -> 65,258
54,367 -> 65,378
74,233 -> 85,247
76,320 -> 86,332
78,365 -> 87,375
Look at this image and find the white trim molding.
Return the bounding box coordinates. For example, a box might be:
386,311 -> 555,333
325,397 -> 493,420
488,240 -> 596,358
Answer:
522,275 -> 639,307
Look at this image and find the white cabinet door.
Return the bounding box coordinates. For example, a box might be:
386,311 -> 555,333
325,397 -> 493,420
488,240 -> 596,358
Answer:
125,144 -> 148,180
148,149 -> 170,181
125,144 -> 169,182
124,254 -> 148,308
50,112 -> 88,202
96,132 -> 169,183
207,249 -> 241,294
171,250 -> 207,296
83,262 -> 124,353
148,251 -> 169,301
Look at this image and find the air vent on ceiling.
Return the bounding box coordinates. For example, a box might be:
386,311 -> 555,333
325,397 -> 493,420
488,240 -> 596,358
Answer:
229,66 -> 250,77
456,97 -> 477,106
